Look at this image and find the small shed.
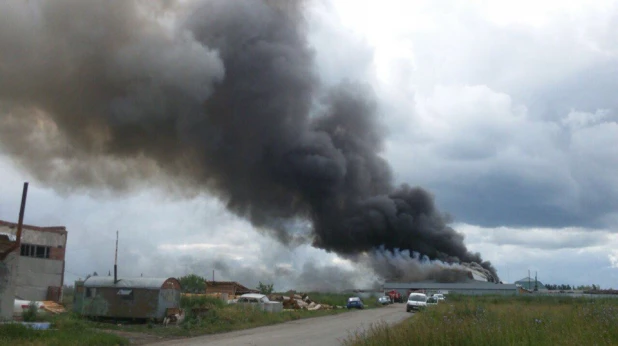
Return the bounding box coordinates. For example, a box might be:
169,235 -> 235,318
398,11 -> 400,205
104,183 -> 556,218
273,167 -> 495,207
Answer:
76,277 -> 181,321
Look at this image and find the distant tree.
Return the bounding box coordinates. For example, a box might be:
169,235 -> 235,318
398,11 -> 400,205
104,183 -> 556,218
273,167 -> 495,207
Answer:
179,274 -> 206,293
85,271 -> 99,280
256,281 -> 274,295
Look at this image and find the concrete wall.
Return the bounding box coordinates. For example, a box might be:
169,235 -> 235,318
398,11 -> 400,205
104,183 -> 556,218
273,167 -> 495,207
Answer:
0,251 -> 18,321
15,257 -> 64,301
18,228 -> 66,249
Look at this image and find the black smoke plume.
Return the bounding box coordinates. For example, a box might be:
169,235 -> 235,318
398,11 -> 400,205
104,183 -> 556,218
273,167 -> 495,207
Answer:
0,0 -> 498,281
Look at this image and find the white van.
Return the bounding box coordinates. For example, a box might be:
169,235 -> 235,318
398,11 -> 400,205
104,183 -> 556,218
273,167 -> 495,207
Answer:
406,293 -> 428,312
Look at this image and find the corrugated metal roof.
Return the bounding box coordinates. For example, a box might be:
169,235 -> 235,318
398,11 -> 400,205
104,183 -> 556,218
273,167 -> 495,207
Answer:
384,282 -> 517,290
84,277 -> 177,289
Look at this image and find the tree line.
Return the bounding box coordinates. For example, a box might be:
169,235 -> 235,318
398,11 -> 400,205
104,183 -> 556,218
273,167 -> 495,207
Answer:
543,284 -> 602,291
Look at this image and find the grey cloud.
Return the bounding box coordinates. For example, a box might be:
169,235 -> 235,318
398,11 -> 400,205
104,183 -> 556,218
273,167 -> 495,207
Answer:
480,228 -> 610,250
386,82 -> 618,229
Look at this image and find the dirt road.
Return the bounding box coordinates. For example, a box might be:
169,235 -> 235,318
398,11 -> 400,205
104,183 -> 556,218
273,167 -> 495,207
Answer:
150,303 -> 411,346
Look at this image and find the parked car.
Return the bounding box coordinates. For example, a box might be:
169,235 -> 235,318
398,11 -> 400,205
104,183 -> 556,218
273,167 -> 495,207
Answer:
346,297 -> 364,309
426,296 -> 438,306
406,293 -> 428,312
433,293 -> 446,301
236,293 -> 270,304
377,296 -> 391,305
235,293 -> 282,312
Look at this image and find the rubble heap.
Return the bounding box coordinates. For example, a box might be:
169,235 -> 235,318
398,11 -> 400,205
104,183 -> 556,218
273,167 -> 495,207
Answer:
269,293 -> 341,311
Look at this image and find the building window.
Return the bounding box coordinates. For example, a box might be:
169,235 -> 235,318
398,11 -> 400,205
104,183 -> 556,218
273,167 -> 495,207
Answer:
117,289 -> 134,301
86,288 -> 96,298
20,243 -> 50,259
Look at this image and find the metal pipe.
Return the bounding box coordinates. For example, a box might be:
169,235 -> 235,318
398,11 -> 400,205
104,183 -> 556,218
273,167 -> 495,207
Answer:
15,182 -> 29,247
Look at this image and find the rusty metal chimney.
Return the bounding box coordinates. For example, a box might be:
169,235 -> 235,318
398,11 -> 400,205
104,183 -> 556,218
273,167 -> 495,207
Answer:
15,182 -> 29,248
0,182 -> 29,261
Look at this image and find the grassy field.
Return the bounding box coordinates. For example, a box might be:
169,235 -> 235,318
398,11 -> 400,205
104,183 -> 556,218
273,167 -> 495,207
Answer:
0,314 -> 129,346
343,295 -> 618,346
0,289 -> 127,346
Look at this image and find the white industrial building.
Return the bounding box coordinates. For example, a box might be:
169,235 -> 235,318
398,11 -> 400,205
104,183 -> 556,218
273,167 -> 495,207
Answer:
0,220 -> 68,302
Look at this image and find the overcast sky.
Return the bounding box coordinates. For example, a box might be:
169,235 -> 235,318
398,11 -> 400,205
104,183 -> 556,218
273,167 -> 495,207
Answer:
1,0 -> 617,289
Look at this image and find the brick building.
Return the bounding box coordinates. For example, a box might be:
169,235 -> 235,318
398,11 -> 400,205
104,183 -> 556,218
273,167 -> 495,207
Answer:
0,220 -> 68,302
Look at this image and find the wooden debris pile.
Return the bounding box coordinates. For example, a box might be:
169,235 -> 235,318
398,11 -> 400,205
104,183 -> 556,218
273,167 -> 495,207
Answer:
269,293 -> 339,311
41,301 -> 66,314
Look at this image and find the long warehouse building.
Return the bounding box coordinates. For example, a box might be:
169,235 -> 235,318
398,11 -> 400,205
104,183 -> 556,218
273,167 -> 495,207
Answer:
384,281 -> 518,296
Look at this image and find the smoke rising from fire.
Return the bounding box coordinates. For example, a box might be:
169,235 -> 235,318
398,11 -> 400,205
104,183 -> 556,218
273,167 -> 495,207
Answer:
0,0 -> 498,281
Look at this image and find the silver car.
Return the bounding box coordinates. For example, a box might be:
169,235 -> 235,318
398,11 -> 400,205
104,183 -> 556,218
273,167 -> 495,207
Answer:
377,296 -> 391,305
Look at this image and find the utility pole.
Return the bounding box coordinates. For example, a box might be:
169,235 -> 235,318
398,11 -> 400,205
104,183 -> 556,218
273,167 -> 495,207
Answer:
114,231 -> 119,283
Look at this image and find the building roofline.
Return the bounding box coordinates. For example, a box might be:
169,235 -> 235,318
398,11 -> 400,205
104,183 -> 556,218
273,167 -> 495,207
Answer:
84,276 -> 180,289
205,281 -> 259,293
384,282 -> 518,290
0,220 -> 67,235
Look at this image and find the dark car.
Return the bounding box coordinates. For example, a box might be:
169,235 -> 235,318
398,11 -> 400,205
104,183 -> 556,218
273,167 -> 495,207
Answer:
346,297 -> 364,309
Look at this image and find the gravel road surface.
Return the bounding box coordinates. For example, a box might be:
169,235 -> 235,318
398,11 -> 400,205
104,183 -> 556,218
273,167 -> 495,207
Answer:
150,303 -> 411,346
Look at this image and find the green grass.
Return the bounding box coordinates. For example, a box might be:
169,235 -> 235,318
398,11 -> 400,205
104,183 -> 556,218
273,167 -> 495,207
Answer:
343,295 -> 618,346
0,313 -> 129,346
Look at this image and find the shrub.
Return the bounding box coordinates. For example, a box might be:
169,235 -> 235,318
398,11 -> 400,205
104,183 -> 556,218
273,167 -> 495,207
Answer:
22,302 -> 38,322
